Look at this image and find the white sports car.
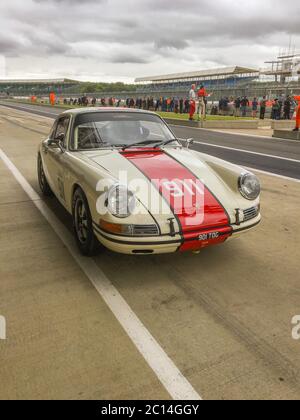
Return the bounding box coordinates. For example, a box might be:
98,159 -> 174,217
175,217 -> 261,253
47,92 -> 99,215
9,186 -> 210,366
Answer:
38,108 -> 261,256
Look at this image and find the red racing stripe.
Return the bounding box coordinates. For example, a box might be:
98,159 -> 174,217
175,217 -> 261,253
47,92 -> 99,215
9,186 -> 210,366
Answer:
122,149 -> 232,251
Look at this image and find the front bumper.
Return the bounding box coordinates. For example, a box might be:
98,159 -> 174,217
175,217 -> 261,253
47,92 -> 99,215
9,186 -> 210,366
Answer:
93,214 -> 261,255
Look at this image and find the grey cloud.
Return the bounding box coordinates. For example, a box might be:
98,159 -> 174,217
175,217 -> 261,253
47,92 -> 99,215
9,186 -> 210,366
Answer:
155,38 -> 189,50
33,0 -> 105,4
143,0 -> 204,12
0,37 -> 23,54
117,19 -> 139,29
110,53 -> 149,64
0,0 -> 299,80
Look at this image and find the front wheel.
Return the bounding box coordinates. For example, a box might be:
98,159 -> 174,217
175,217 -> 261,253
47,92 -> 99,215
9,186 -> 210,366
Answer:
37,153 -> 53,196
72,188 -> 99,256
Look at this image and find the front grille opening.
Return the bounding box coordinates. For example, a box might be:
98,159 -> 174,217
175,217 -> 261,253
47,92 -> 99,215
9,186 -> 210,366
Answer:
243,206 -> 259,222
132,225 -> 159,236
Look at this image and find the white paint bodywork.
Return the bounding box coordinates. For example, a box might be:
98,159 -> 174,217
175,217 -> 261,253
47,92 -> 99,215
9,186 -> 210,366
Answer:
39,108 -> 261,255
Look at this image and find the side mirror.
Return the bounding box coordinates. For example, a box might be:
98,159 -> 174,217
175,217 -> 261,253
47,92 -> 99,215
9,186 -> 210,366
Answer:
55,133 -> 65,143
186,138 -> 194,149
47,134 -> 64,152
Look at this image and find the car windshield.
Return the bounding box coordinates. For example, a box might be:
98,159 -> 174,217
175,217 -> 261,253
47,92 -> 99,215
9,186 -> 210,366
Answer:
71,112 -> 177,150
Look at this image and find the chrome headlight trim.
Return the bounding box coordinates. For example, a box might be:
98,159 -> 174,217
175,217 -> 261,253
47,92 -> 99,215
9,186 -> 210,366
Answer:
107,184 -> 136,218
238,173 -> 261,201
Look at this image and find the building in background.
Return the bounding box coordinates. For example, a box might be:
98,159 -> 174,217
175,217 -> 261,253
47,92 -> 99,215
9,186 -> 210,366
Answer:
135,58 -> 300,100
0,78 -> 81,97
263,51 -> 300,84
1,52 -> 300,101
135,66 -> 260,100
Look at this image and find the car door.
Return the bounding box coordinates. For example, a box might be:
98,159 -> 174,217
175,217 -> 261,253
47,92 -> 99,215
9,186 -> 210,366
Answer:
45,115 -> 70,203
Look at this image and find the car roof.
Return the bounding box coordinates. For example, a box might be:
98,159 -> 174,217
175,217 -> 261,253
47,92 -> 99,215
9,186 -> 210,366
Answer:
61,107 -> 157,117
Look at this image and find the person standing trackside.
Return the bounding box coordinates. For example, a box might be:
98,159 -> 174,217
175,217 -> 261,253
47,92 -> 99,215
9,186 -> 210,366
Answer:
283,96 -> 292,120
260,96 -> 267,120
252,97 -> 258,118
189,84 -> 196,121
234,97 -> 241,117
179,98 -> 184,114
278,95 -> 284,120
155,98 -> 161,112
240,96 -> 249,117
184,98 -> 189,114
197,84 -> 209,121
293,96 -> 300,132
271,99 -> 280,120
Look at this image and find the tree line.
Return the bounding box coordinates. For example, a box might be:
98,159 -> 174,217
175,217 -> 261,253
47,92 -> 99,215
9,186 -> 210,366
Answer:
79,82 -> 136,94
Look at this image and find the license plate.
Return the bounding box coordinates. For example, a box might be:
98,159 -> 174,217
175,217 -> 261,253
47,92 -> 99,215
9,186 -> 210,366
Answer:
198,232 -> 220,241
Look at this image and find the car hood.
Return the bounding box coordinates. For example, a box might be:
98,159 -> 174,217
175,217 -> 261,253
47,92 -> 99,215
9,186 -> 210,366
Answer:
84,147 -> 245,230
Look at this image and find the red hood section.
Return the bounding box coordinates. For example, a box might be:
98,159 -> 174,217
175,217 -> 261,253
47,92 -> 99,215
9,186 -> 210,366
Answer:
122,149 -> 232,251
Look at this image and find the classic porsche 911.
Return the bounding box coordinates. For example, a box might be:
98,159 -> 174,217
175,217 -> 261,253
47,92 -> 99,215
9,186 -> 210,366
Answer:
37,108 -> 261,256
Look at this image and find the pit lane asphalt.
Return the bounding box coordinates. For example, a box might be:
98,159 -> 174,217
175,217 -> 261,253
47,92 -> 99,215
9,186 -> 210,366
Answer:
1,101 -> 300,180
1,106 -> 300,400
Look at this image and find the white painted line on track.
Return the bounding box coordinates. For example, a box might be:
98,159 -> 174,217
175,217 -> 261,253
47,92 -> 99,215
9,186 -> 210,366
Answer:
3,105 -> 298,183
245,166 -> 300,183
211,128 -> 273,138
181,138 -> 300,182
0,104 -> 57,119
209,128 -> 300,143
192,140 -> 300,164
2,108 -> 299,145
0,148 -> 202,401
3,105 -> 299,146
170,123 -> 300,143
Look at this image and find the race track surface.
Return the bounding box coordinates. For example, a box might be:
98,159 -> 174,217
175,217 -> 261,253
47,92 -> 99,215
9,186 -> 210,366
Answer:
1,101 -> 300,180
0,104 -> 300,400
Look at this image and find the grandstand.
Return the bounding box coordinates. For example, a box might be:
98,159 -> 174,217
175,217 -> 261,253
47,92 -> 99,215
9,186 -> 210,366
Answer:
1,58 -> 299,101
135,66 -> 260,99
0,78 -> 82,96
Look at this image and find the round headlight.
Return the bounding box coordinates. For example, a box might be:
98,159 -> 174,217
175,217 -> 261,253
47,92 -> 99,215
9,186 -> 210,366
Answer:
238,173 -> 260,200
107,184 -> 136,218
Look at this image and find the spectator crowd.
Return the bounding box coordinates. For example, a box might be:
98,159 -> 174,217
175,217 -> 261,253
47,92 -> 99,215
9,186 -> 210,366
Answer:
61,92 -> 298,121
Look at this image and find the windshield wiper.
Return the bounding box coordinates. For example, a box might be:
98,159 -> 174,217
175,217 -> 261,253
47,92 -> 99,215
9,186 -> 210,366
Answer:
122,140 -> 162,151
79,142 -> 128,150
153,139 -> 178,148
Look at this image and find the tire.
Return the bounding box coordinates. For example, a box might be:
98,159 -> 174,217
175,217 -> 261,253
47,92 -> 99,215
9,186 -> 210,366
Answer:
72,188 -> 99,256
37,153 -> 53,196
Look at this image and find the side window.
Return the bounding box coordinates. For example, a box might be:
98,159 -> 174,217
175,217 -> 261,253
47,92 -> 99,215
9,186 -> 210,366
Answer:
54,117 -> 70,147
49,121 -> 58,139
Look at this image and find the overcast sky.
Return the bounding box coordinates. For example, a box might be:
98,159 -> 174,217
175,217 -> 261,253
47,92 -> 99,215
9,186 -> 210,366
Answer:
0,0 -> 299,82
